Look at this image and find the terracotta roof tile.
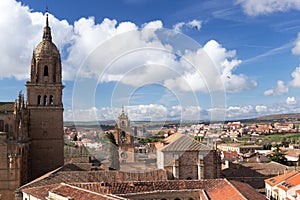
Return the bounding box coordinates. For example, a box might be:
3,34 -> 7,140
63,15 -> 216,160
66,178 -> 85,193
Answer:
49,183 -> 110,200
277,172 -> 300,191
72,179 -> 263,200
265,170 -> 298,186
21,184 -> 59,200
205,180 -> 246,200
20,169 -> 168,190
229,180 -> 266,200
156,133 -> 211,152
22,178 -> 263,200
0,102 -> 14,113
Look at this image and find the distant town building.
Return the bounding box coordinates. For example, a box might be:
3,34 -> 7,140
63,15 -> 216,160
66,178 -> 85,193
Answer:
156,133 -> 221,180
265,170 -> 300,200
217,143 -> 263,155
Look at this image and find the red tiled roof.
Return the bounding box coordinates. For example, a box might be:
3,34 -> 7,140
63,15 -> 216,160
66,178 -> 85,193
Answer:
206,179 -> 245,200
21,184 -> 59,200
0,102 -> 14,113
223,150 -> 238,159
156,133 -> 211,151
22,179 -> 264,200
277,173 -> 300,191
72,179 -> 264,200
229,180 -> 266,200
265,170 -> 298,186
20,168 -> 168,190
49,183 -> 110,200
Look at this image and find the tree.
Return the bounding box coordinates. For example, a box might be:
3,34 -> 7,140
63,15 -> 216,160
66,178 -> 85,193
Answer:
105,132 -> 120,170
268,146 -> 287,165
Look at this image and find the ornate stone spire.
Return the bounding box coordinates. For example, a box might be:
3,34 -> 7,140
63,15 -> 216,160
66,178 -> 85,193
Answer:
42,12 -> 52,41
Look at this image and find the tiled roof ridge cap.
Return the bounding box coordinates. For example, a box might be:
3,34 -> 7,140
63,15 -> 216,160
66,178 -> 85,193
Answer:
57,182 -> 107,197
118,189 -> 203,196
225,179 -> 248,200
199,189 -> 210,200
19,166 -> 64,189
21,183 -> 59,191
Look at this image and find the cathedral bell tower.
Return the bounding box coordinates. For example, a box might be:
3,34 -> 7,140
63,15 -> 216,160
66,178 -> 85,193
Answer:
114,107 -> 135,164
25,13 -> 64,180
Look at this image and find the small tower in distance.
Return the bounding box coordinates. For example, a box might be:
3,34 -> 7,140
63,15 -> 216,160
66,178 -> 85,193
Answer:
114,107 -> 135,164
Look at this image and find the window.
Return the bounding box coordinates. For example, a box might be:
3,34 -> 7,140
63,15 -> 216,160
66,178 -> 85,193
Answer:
50,95 -> 54,105
121,131 -> 126,138
43,95 -> 48,106
0,120 -> 4,132
44,65 -> 48,76
38,95 -> 42,105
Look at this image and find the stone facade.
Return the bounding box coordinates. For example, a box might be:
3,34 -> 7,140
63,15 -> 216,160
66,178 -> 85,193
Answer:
114,108 -> 135,164
0,13 -> 64,200
156,133 -> 221,180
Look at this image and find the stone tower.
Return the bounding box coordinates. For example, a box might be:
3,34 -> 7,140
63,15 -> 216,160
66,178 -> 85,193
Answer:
25,13 -> 64,180
115,107 -> 132,145
114,108 -> 135,163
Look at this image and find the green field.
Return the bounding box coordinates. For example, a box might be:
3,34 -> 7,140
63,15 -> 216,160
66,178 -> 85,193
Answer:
260,133 -> 300,143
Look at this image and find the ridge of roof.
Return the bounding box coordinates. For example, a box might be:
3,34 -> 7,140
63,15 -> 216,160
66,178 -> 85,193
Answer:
225,179 -> 247,200
158,133 -> 211,152
229,180 -> 266,200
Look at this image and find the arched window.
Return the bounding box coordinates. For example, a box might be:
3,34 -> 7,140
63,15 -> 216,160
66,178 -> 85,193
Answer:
44,65 -> 48,76
121,131 -> 126,138
50,95 -> 54,105
0,120 -> 4,132
43,95 -> 48,106
38,95 -> 42,105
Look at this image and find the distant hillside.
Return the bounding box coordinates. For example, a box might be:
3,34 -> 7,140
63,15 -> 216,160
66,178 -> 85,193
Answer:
251,113 -> 300,122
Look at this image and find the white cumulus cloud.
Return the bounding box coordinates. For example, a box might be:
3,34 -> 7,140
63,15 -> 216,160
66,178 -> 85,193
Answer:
173,19 -> 202,32
236,0 -> 300,16
289,66 -> 300,88
255,105 -> 268,113
286,96 -> 297,105
263,80 -> 288,96
292,33 -> 300,55
165,40 -> 255,93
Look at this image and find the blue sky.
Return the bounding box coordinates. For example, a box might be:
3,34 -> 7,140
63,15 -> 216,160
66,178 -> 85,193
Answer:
1,0 -> 300,122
